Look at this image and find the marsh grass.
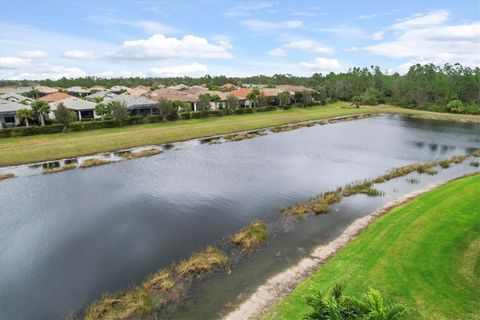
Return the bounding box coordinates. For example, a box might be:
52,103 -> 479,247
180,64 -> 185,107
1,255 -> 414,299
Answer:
450,155 -> 467,163
439,160 -> 450,168
406,178 -> 420,184
342,181 -> 382,197
232,220 -> 268,250
177,246 -> 229,277
470,161 -> 479,167
0,172 -> 15,181
225,130 -> 267,142
472,150 -> 480,157
86,246 -> 228,320
79,158 -> 113,168
42,163 -> 77,174
119,148 -> 162,159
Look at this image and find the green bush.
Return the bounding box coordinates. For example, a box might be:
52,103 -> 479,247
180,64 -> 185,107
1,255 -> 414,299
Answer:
144,115 -> 162,123
447,99 -> 464,113
283,105 -> 292,110
190,111 -> 202,119
166,114 -> 179,121
179,112 -> 191,120
208,110 -> 225,117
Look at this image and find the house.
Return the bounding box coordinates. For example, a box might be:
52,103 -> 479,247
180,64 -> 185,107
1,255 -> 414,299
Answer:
127,86 -> 151,97
149,89 -> 198,111
103,95 -> 158,115
110,86 -> 129,94
65,86 -> 90,97
40,92 -> 73,103
167,84 -> 188,90
221,83 -> 237,91
85,90 -> 117,102
183,86 -> 209,95
89,85 -> 107,93
0,93 -> 34,105
228,88 -> 254,107
34,86 -> 58,96
0,99 -> 26,128
50,97 -> 98,120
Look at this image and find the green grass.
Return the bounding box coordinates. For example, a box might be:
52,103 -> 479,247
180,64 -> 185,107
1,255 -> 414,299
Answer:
265,174 -> 480,320
1,103 -> 479,167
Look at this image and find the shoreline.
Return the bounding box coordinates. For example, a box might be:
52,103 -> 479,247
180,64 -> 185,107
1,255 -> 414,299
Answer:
222,177 -> 463,320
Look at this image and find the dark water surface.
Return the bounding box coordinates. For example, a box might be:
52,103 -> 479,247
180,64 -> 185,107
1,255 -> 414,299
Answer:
0,115 -> 479,319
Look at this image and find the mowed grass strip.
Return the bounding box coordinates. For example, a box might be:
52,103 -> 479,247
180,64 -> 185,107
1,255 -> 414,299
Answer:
1,103 -> 479,167
265,174 -> 480,320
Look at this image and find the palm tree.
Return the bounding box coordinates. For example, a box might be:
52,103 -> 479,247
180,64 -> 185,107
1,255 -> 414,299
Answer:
246,87 -> 261,108
95,103 -> 107,121
304,283 -> 405,320
16,108 -> 34,127
31,100 -> 51,126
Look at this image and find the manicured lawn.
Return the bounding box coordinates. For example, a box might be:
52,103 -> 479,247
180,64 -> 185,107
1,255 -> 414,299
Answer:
265,174 -> 480,320
1,102 -> 479,167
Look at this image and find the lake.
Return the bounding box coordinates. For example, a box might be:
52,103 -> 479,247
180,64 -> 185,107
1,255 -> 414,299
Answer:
0,115 -> 479,319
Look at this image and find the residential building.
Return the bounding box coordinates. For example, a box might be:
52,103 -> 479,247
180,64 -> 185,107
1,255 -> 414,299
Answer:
110,85 -> 129,94
127,86 -> 151,97
0,93 -> 34,105
50,97 -> 98,120
34,86 -> 58,96
85,90 -> 117,102
65,86 -> 90,97
0,99 -> 26,128
40,92 -> 73,103
89,85 -> 107,93
103,95 -> 158,115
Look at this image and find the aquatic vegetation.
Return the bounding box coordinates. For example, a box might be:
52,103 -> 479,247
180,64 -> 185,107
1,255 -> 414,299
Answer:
342,181 -> 382,197
177,246 -> 229,277
79,158 -> 112,168
225,132 -> 256,142
311,192 -> 342,214
450,155 -> 466,163
415,162 -> 437,174
470,161 -> 479,167
42,163 -> 77,174
119,148 -> 162,159
406,178 -> 420,184
86,246 -> 228,320
439,160 -> 450,168
472,150 -> 480,157
232,220 -> 268,250
0,172 -> 15,181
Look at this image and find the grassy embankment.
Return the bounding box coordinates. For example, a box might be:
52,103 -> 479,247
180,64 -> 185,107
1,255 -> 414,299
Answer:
265,173 -> 480,320
1,102 -> 480,167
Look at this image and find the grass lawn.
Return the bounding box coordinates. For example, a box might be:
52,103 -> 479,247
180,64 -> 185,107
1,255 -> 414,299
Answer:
265,173 -> 480,320
1,102 -> 479,167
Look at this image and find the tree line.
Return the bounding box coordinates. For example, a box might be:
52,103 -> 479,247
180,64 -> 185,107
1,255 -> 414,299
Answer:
1,63 -> 479,110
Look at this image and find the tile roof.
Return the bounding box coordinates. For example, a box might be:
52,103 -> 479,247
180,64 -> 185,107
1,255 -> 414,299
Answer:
0,99 -> 29,113
40,92 -> 73,103
0,93 -> 34,104
51,97 -> 97,111
228,87 -> 252,99
104,95 -> 157,108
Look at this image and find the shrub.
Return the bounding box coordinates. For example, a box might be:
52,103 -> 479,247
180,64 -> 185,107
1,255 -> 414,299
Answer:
190,111 -> 202,119
304,283 -> 405,320
447,99 -> 464,113
179,112 -> 191,120
208,110 -> 225,117
283,105 -> 292,110
470,161 -> 479,167
144,115 -> 161,123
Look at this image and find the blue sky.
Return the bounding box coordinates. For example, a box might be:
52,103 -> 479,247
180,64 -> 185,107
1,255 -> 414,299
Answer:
0,0 -> 478,79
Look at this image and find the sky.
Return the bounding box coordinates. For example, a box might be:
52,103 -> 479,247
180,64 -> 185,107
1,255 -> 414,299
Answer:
0,0 -> 479,80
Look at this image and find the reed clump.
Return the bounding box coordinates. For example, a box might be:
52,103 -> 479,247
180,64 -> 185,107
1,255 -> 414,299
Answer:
450,155 -> 466,163
232,220 -> 268,250
79,158 -> 112,168
177,246 -> 229,277
439,160 -> 450,168
42,163 -> 77,174
472,150 -> 480,157
86,246 -> 228,320
311,192 -> 342,214
225,132 -> 255,141
0,172 -> 15,181
342,181 -> 382,197
120,148 -> 162,159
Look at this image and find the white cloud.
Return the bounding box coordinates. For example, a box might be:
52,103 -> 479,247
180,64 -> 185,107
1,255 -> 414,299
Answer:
316,25 -> 367,38
0,56 -> 31,69
268,48 -> 287,56
371,31 -> 384,40
17,50 -> 48,59
150,63 -> 207,77
300,57 -> 341,72
346,47 -> 360,52
211,35 -> 233,49
63,50 -> 97,59
357,10 -> 396,20
225,2 -> 273,16
96,70 -> 146,78
88,16 -> 179,35
391,10 -> 449,30
5,64 -> 86,80
365,9 -> 480,68
241,19 -> 303,31
112,34 -> 233,60
284,39 -> 333,53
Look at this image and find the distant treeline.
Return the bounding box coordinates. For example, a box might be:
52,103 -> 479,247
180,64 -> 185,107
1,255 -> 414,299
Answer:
2,63 -> 479,108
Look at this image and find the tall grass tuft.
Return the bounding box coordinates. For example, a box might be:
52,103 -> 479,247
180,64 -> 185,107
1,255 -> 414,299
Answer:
0,172 -> 15,181
79,158 -> 112,168
42,163 -> 77,174
232,220 -> 268,250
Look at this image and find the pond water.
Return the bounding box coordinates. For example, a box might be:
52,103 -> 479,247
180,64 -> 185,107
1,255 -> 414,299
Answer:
0,115 -> 479,319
